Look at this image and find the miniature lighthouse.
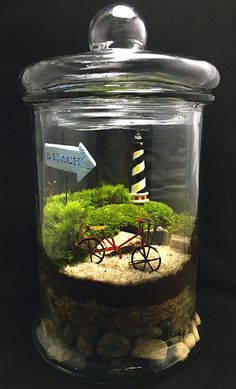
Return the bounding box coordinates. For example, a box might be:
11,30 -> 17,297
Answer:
130,132 -> 149,204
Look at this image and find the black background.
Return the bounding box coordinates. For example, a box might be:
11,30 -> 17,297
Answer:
1,1 -> 236,388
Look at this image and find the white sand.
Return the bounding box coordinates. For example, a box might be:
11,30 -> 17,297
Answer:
62,245 -> 190,286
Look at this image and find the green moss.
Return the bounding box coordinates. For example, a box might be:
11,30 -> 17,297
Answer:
68,184 -> 131,208
169,213 -> 195,237
46,184 -> 131,208
89,203 -> 148,238
42,200 -> 90,266
42,184 -> 196,267
46,192 -> 69,205
143,201 -> 174,229
42,184 -> 131,266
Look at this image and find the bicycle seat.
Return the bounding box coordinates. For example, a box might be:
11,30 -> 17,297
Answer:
89,225 -> 107,231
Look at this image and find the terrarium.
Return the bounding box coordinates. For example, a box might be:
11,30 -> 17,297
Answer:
21,3 -> 220,382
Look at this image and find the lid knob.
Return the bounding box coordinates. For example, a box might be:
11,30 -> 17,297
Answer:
89,4 -> 147,51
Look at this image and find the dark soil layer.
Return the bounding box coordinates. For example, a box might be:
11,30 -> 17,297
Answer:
43,260 -> 196,308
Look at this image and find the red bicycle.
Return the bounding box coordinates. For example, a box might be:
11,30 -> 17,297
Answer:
75,218 -> 161,272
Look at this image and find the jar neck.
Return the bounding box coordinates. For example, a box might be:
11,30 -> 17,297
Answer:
35,96 -> 204,131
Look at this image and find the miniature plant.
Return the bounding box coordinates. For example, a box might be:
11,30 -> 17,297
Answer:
42,200 -> 90,266
143,201 -> 174,229
43,185 -> 132,266
90,184 -> 132,208
42,184 -> 196,267
169,212 -> 195,237
88,203 -> 148,237
67,184 -> 131,208
46,192 -> 68,205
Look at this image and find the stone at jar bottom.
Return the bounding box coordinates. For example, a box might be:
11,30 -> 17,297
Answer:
38,285 -> 201,366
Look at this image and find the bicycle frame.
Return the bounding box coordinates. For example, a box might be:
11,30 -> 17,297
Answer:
84,219 -> 156,259
87,227 -> 145,259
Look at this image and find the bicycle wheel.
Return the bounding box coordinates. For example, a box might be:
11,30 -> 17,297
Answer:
131,245 -> 161,272
79,238 -> 105,264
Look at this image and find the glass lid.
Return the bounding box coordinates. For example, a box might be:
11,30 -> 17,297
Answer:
21,3 -> 220,102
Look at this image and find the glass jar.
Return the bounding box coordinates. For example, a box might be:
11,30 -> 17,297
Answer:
21,4 -> 220,382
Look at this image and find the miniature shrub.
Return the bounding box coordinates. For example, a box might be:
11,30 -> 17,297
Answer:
43,184 -> 196,267
46,192 -> 68,205
42,200 -> 90,266
88,203 -> 148,237
143,201 -> 174,229
169,212 -> 196,237
68,184 -> 131,208
68,188 -> 96,207
46,185 -> 131,208
42,185 -> 131,266
90,184 -> 131,208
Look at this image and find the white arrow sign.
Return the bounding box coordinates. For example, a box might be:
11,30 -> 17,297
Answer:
45,142 -> 96,182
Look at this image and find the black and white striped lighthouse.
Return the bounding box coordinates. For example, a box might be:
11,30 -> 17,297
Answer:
130,132 -> 149,203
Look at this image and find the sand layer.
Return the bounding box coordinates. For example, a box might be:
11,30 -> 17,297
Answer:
62,245 -> 190,286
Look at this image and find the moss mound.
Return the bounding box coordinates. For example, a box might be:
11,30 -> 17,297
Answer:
42,184 -> 195,267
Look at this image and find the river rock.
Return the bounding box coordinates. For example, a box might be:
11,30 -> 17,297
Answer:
63,349 -> 87,370
47,344 -> 71,363
96,315 -> 117,331
79,323 -> 100,342
76,323 -> 100,356
48,343 -> 87,369
168,336 -> 180,345
96,331 -> 130,357
184,325 -> 189,336
131,338 -> 167,361
194,312 -> 201,326
184,333 -> 196,350
77,336 -> 93,357
171,342 -> 190,361
63,323 -> 77,345
41,318 -> 54,337
190,320 -> 200,342
144,326 -> 163,338
36,325 -> 53,351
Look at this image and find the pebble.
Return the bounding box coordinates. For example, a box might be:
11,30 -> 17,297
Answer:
47,344 -> 71,363
76,324 -> 100,357
63,323 -> 77,345
168,336 -> 180,345
77,336 -> 93,357
184,333 -> 196,350
79,323 -> 100,343
170,342 -> 190,361
96,331 -> 130,357
47,343 -> 87,369
184,325 -> 189,336
64,349 -> 87,370
144,326 -> 163,339
131,338 -> 168,361
194,312 -> 201,326
36,325 -> 53,351
97,316 -> 116,331
41,318 -> 54,337
190,320 -> 200,342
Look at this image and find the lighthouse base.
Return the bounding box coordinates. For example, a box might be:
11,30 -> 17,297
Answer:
130,192 -> 150,204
